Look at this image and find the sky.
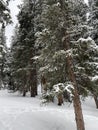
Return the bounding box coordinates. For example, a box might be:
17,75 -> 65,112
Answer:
5,0 -> 88,48
85,0 -> 88,5
5,0 -> 22,48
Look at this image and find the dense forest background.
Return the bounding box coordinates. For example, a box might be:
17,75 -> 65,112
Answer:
0,0 -> 98,130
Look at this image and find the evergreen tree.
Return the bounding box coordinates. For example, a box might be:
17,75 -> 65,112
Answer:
36,0 -> 87,130
10,0 -> 43,96
0,0 -> 11,89
0,25 -> 7,88
89,0 -> 98,44
9,25 -> 21,91
87,0 -> 98,108
0,0 -> 11,26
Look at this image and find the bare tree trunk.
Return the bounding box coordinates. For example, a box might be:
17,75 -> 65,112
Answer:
93,94 -> 98,109
23,76 -> 27,97
23,90 -> 26,97
30,85 -> 35,97
30,84 -> 37,97
41,75 -> 47,94
30,69 -> 37,97
23,85 -> 26,97
64,32 -> 85,130
58,93 -> 63,106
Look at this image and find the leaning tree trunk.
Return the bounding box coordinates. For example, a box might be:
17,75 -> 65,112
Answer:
63,31 -> 85,130
59,0 -> 85,129
93,94 -> 98,109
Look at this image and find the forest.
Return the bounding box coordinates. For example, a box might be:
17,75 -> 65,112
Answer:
0,0 -> 98,130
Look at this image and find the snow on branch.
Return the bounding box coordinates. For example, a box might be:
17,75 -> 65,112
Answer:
53,49 -> 73,59
77,37 -> 98,50
39,65 -> 50,72
65,49 -> 73,57
53,82 -> 74,96
91,76 -> 98,82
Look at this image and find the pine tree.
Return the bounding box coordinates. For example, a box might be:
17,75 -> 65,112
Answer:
0,25 -> 7,88
75,37 -> 98,108
87,0 -> 98,108
9,25 -> 21,91
36,0 -> 87,129
10,0 -> 43,96
89,0 -> 98,44
0,0 -> 11,26
0,0 -> 11,89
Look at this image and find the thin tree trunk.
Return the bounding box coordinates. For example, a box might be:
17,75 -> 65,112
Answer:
23,89 -> 26,97
30,69 -> 37,97
30,85 -> 37,97
30,85 -> 35,97
93,94 -> 98,109
41,75 -> 47,94
58,93 -> 63,106
28,0 -> 38,97
64,32 -> 85,130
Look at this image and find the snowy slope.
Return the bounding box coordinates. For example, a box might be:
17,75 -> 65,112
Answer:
0,90 -> 97,130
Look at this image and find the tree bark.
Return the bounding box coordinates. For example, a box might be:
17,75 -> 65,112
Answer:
58,93 -> 63,106
58,0 -> 85,129
93,94 -> 98,109
30,68 -> 37,97
41,75 -> 47,94
23,89 -> 26,97
30,85 -> 35,97
64,32 -> 85,130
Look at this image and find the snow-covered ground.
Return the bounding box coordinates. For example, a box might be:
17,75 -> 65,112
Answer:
0,90 -> 97,130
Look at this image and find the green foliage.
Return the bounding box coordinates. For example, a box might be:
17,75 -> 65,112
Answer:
36,0 -> 88,102
0,0 -> 12,26
9,0 -> 44,96
73,37 -> 98,95
89,0 -> 98,44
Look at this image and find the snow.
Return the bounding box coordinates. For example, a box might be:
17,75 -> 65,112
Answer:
91,75 -> 98,81
56,2 -> 60,7
78,37 -> 93,43
39,65 -> 50,72
77,37 -> 98,50
84,0 -> 88,5
0,89 -> 97,130
53,82 -> 74,94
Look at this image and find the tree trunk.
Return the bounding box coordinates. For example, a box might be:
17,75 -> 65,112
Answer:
30,86 -> 37,97
93,94 -> 98,109
63,31 -> 85,130
30,69 -> 37,97
41,75 -> 47,94
23,89 -> 26,97
56,0 -> 85,129
30,85 -> 35,97
58,93 -> 63,106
